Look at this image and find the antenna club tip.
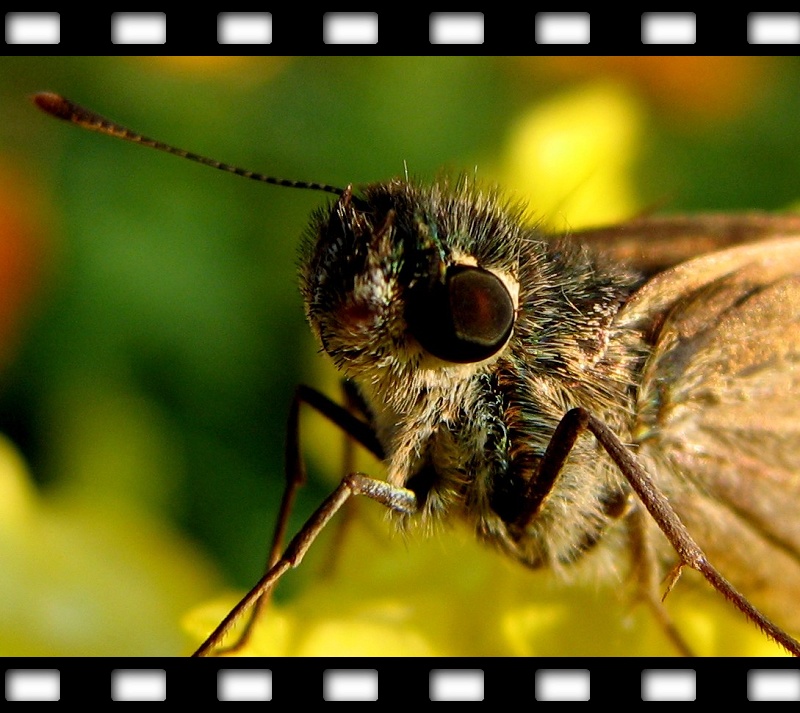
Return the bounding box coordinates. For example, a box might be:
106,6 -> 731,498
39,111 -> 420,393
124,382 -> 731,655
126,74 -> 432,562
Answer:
32,92 -> 73,120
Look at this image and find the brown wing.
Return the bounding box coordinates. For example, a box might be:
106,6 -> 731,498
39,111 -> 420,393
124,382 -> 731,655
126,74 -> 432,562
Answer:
619,237 -> 800,633
569,213 -> 800,277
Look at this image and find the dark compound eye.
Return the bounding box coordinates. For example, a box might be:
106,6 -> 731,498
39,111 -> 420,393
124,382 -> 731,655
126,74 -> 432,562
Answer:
405,265 -> 515,364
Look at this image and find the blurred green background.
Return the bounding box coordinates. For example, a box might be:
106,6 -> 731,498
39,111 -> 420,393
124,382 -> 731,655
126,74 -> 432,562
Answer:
1,56 -> 800,656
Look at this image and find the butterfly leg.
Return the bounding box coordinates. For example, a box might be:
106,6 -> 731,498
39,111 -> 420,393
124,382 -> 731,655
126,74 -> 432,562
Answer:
512,407 -> 800,656
627,505 -> 695,656
570,407 -> 800,657
192,384 -> 391,657
317,380 -> 379,580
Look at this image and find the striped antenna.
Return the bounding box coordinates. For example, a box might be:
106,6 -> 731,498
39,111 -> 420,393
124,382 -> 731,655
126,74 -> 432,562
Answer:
33,92 -> 346,197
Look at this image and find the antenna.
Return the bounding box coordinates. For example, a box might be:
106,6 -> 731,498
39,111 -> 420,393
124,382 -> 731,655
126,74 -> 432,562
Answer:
33,93 -> 346,197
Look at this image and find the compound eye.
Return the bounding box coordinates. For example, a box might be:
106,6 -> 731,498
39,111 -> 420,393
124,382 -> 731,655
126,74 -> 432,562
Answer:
405,265 -> 515,364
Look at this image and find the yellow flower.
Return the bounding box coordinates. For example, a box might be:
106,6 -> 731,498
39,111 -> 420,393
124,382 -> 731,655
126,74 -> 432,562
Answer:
0,433 -> 221,656
495,83 -> 642,232
185,502 -> 785,657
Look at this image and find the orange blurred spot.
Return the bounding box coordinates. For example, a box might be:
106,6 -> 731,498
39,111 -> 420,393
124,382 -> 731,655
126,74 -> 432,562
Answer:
0,166 -> 48,369
136,56 -> 289,82
516,57 -> 773,122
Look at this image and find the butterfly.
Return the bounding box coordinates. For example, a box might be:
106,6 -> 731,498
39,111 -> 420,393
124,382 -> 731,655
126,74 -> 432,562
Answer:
34,92 -> 800,657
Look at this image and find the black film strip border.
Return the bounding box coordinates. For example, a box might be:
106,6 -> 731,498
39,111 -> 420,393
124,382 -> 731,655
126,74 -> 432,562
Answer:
4,10 -> 797,53
4,657 -> 800,702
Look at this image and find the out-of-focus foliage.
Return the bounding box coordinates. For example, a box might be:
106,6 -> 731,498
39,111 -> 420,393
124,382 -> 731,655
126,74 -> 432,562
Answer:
2,56 -> 799,655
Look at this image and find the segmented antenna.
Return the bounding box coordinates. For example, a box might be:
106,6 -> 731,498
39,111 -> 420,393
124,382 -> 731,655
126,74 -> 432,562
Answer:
33,92 -> 346,197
